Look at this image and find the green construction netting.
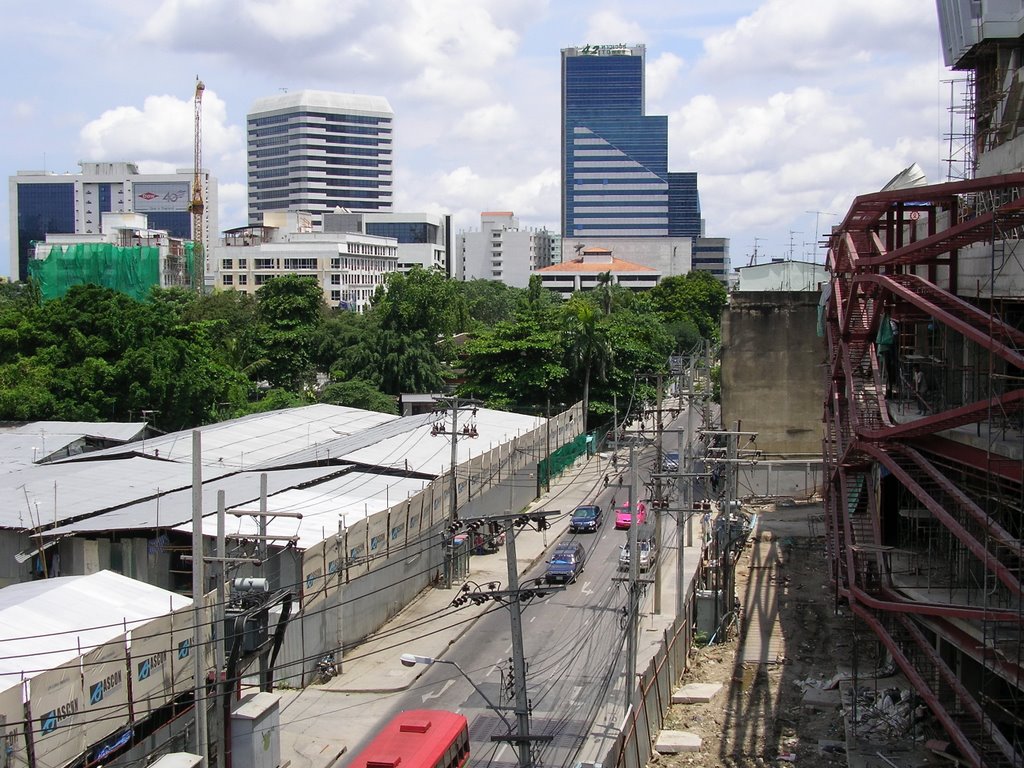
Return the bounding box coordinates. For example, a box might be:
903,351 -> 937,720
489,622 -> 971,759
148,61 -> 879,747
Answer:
538,431 -> 592,489
28,242 -> 195,302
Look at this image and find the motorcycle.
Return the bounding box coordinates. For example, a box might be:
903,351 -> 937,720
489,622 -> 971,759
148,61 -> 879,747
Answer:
315,653 -> 337,683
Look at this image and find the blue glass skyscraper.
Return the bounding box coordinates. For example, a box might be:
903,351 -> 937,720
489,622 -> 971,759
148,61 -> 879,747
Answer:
561,44 -> 701,239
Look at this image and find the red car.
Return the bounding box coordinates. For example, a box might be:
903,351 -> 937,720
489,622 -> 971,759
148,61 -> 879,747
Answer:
614,501 -> 648,529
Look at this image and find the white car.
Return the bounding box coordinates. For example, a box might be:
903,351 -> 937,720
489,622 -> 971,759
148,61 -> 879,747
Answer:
618,524 -> 657,571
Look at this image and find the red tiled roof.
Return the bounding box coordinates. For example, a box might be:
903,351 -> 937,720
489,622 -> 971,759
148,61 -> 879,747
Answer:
536,257 -> 658,273
481,211 -> 514,216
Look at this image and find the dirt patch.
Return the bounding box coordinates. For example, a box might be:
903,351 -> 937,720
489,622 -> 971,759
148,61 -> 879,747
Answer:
659,502 -> 853,767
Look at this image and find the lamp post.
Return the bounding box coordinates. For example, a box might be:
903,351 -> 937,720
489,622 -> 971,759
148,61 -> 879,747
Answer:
400,654 -> 513,732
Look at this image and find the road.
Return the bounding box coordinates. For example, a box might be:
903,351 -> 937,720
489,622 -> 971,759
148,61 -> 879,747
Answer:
341,439 -> 668,768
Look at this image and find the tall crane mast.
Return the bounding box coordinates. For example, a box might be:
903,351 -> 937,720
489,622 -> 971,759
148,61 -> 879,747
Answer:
190,78 -> 205,292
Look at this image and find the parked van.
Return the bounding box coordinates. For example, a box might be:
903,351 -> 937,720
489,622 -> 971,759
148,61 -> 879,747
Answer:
618,523 -> 657,572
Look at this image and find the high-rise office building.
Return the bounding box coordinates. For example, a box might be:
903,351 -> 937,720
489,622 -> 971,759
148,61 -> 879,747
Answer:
561,44 -> 701,240
8,161 -> 216,282
247,90 -> 394,227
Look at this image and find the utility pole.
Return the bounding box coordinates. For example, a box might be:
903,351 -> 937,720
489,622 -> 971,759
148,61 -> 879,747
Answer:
505,522 -> 534,768
625,445 -> 638,716
612,392 -> 619,454
431,396 -> 482,526
447,511 -> 559,768
654,373 -> 664,614
545,398 -> 552,492
190,430 -> 209,766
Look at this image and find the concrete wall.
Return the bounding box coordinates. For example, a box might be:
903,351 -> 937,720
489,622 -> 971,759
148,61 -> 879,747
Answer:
721,291 -> 824,457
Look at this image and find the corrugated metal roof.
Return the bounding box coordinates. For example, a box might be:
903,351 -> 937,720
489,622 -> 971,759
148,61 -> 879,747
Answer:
0,456 -> 204,531
336,407 -> 543,476
54,404 -> 397,469
0,571 -> 190,689
1,405 -> 546,539
0,434 -> 80,474
178,470 -> 433,550
46,466 -> 348,535
0,421 -> 147,443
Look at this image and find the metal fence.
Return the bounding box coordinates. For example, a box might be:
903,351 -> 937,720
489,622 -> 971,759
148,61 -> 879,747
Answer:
600,579 -> 697,768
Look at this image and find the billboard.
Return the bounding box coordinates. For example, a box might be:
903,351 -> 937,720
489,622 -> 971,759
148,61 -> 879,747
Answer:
0,683 -> 28,767
29,662 -> 85,768
133,182 -> 191,213
130,616 -> 174,716
82,637 -> 130,747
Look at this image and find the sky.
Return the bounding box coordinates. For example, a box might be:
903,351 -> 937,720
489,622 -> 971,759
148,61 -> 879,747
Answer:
1,0 -> 959,278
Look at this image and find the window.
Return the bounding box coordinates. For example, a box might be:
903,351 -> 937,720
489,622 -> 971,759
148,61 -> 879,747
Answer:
221,258 -> 233,270
283,258 -> 317,270
222,274 -> 233,285
330,290 -> 341,302
255,258 -> 276,270
238,274 -> 248,285
238,258 -> 248,269
330,274 -> 341,285
254,274 -> 271,286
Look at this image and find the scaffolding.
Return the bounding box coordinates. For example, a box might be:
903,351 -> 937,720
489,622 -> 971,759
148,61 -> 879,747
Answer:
824,173 -> 1024,766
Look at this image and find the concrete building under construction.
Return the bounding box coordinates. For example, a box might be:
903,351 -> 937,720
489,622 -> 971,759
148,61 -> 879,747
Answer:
822,3 -> 1024,763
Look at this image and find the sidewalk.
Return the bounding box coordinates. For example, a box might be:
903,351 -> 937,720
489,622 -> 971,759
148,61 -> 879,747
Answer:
275,411 -> 693,768
322,450 -> 609,694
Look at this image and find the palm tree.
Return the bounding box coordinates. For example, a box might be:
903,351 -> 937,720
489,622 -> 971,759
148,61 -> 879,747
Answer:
563,297 -> 613,422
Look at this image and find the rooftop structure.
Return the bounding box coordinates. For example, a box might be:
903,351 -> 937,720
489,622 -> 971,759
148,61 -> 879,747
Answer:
457,211 -> 559,287
535,245 -> 660,299
734,259 -> 828,292
213,210 -> 398,311
8,161 -> 216,283
247,90 -> 394,228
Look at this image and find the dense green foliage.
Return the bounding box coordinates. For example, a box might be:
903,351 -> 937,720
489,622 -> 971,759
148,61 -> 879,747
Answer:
0,268 -> 726,429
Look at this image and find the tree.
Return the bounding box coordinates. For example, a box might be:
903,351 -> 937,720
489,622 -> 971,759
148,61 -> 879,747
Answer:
460,279 -> 521,329
561,295 -> 614,423
459,318 -> 568,410
253,275 -> 326,391
320,379 -> 398,414
649,271 -> 728,341
373,266 -> 468,341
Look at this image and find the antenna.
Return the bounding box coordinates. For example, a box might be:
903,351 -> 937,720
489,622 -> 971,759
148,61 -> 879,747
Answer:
805,210 -> 837,260
747,237 -> 762,267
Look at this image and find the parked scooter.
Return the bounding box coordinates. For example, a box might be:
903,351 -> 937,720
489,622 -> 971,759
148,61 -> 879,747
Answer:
315,653 -> 337,683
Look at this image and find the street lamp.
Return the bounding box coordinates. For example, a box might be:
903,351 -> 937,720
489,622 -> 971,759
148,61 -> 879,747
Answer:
399,654 -> 513,732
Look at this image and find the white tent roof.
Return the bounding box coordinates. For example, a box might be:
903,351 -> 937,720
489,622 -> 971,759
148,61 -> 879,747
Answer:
0,571 -> 190,690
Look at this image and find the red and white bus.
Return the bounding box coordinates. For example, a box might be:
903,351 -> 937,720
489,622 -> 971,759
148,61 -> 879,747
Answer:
347,709 -> 470,768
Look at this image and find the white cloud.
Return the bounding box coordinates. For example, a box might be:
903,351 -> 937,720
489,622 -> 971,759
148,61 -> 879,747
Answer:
400,165 -> 559,233
13,101 -> 35,120
584,10 -> 646,45
77,90 -> 243,173
453,104 -> 520,141
647,53 -> 684,104
141,0 -> 534,109
216,182 -> 248,231
699,0 -> 935,80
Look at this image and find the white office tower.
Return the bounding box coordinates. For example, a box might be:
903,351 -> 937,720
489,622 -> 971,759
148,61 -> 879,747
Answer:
247,90 -> 394,227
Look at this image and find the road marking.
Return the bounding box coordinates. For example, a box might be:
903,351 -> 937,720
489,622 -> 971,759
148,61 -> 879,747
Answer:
570,685 -> 583,706
505,644 -> 513,654
581,581 -> 593,595
421,679 -> 454,703
530,616 -> 536,623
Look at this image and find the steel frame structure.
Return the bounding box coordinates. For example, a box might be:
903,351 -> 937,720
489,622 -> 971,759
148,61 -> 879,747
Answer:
824,172 -> 1024,766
